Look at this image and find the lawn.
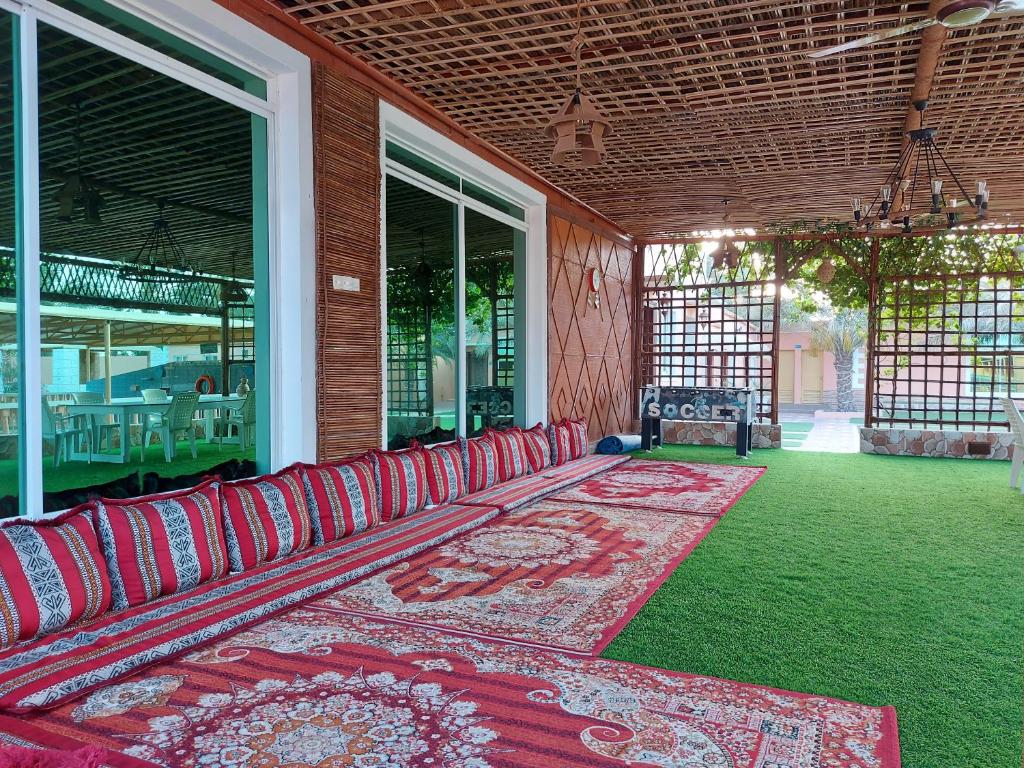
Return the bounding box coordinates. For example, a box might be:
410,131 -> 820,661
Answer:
603,445 -> 1023,768
0,440 -> 256,498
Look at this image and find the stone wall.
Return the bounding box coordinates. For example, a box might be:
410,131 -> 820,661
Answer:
662,420 -> 782,449
859,427 -> 1014,460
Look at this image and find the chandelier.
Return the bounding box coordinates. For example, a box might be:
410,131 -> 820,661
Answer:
544,0 -> 611,167
118,201 -> 196,284
851,100 -> 989,233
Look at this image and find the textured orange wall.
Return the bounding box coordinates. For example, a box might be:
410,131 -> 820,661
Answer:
548,214 -> 635,442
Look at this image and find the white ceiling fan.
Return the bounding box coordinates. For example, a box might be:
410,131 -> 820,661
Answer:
808,0 -> 1024,59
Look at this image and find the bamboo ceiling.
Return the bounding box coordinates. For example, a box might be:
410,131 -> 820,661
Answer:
275,0 -> 1024,238
0,21 -> 255,279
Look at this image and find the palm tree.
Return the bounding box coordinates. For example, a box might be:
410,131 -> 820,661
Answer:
810,308 -> 868,412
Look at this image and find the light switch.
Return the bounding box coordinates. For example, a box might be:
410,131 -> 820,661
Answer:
332,275 -> 360,292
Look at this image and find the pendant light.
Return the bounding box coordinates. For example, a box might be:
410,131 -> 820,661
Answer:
544,0 -> 611,167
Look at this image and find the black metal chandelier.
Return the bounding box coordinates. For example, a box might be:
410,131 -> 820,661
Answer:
117,201 -> 196,284
851,100 -> 989,233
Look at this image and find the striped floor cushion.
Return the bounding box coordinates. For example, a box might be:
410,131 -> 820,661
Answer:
0,504 -> 498,714
458,454 -> 630,512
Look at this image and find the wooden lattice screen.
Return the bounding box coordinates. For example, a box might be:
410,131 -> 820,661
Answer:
872,270 -> 1024,431
639,242 -> 778,423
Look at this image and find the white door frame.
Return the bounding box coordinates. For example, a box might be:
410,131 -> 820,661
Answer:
15,0 -> 315,514
379,101 -> 547,446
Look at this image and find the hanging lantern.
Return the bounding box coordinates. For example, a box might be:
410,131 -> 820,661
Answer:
545,2 -> 611,168
817,257 -> 837,284
545,89 -> 611,167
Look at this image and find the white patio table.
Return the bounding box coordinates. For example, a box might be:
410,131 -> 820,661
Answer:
64,394 -> 245,464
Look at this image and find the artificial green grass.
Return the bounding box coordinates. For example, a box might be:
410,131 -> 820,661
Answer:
602,445 -> 1023,768
0,440 -> 256,497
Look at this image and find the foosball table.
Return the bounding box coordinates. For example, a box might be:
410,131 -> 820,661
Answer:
639,385 -> 757,457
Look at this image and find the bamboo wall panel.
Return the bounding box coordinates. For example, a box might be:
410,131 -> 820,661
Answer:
548,214 -> 634,442
313,63 -> 382,459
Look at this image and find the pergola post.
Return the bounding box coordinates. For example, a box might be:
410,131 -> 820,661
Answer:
864,238 -> 881,429
103,321 -> 112,403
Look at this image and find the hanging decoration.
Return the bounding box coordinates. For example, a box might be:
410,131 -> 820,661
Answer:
712,198 -> 741,270
850,100 -> 989,233
544,0 -> 611,167
583,266 -> 603,320
816,256 -> 837,284
118,201 -> 196,283
53,102 -> 103,225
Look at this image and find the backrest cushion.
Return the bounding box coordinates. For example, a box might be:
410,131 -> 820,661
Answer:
221,466 -> 313,572
371,449 -> 430,521
549,418 -> 589,465
565,417 -> 589,460
548,421 -> 572,466
460,435 -> 499,494
421,442 -> 466,506
0,508 -> 111,649
486,428 -> 529,482
94,479 -> 228,610
301,455 -> 379,545
518,423 -> 552,473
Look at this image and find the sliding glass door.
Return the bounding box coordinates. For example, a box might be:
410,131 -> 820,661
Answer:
4,0 -> 275,516
384,145 -> 528,448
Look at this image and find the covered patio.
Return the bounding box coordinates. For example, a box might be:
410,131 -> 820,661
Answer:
0,1 -> 1020,767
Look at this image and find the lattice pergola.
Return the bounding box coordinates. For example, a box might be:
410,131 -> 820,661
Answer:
274,0 -> 1024,237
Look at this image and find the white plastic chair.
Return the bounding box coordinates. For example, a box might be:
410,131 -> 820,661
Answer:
218,390 -> 256,451
41,396 -> 91,467
1002,398 -> 1024,493
141,391 -> 201,463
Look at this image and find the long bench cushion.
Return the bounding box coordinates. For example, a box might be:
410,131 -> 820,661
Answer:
458,454 -> 630,512
94,479 -> 228,610
0,508 -> 111,650
0,503 -> 498,714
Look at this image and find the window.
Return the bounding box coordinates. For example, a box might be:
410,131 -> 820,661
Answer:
3,1 -> 311,517
383,145 -> 528,448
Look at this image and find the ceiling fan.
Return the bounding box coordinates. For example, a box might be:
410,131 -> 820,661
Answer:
808,0 -> 1024,59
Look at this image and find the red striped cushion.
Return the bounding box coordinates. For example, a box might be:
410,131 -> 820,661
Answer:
548,422 -> 572,466
486,428 -> 529,482
371,449 -> 430,521
565,417 -> 589,460
301,456 -> 380,545
518,423 -> 552,473
94,479 -> 228,610
460,435 -> 499,493
421,442 -> 466,505
221,466 -> 313,572
0,508 -> 111,649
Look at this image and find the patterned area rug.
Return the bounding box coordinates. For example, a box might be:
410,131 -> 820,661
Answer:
1,611 -> 900,767
316,498 -> 720,653
548,459 -> 765,515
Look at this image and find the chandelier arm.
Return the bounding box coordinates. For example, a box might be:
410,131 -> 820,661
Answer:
930,140 -> 975,206
908,138 -> 925,217
865,140 -> 914,221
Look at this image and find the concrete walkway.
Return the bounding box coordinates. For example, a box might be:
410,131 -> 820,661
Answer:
781,413 -> 860,453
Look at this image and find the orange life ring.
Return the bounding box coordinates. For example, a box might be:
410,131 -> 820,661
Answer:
195,375 -> 216,394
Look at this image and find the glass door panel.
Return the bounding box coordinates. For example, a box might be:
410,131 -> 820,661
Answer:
0,12 -> 16,515
36,21 -> 263,510
385,175 -> 457,448
464,207 -> 522,436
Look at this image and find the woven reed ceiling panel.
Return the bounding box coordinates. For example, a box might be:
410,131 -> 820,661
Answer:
548,213 -> 634,441
313,63 -> 383,459
274,0 -> 1024,237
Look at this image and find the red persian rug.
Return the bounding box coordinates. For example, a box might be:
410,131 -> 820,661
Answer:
316,498 -> 721,653
549,459 -> 765,516
0,611 -> 901,767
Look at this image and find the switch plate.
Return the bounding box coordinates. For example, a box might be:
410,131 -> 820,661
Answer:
332,274 -> 360,292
